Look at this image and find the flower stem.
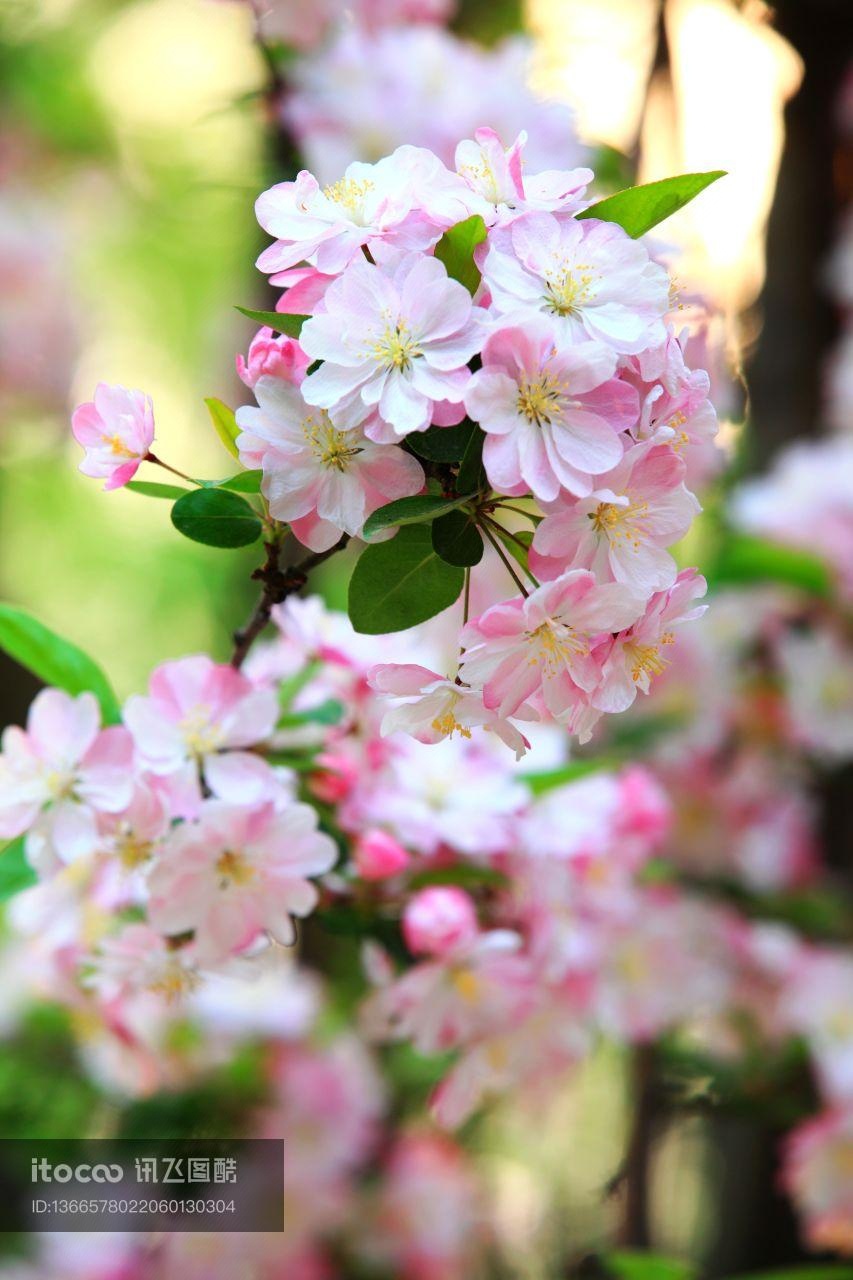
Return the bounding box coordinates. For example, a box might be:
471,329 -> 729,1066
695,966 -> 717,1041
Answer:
479,520 -> 529,598
145,453 -> 197,486
481,515 -> 540,587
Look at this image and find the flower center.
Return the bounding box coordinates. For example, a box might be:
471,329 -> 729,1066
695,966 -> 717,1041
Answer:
626,631 -> 675,683
451,968 -> 481,1003
215,849 -> 255,888
44,768 -> 76,801
516,373 -> 564,427
369,319 -> 422,372
430,712 -> 472,742
544,261 -> 597,316
322,176 -> 375,219
178,705 -> 224,757
302,412 -> 361,472
526,619 -> 587,675
588,498 -> 650,549
151,963 -> 198,1002
106,433 -> 134,457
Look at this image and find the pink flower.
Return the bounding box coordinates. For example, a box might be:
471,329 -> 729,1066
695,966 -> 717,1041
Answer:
531,441 -> 700,594
455,127 -> 592,226
71,383 -> 154,490
459,570 -> 644,723
481,212 -> 669,354
362,927 -> 532,1054
593,568 -> 707,714
236,327 -> 311,389
354,829 -> 411,881
123,655 -> 279,816
782,1107 -> 853,1256
85,923 -> 197,1001
255,150 -> 452,279
300,253 -> 481,439
147,800 -> 337,964
402,887 -> 479,957
619,328 -> 721,488
464,318 -> 635,501
368,662 -> 535,759
0,689 -> 134,874
235,375 -> 424,552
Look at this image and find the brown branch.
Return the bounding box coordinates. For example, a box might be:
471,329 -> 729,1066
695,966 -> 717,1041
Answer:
617,1043 -> 657,1248
230,534 -> 349,668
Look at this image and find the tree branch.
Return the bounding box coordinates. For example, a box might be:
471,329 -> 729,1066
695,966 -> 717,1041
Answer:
230,534 -> 349,669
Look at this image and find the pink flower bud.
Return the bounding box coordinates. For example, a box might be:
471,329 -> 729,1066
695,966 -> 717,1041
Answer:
309,752 -> 359,804
354,829 -> 410,881
236,327 -> 310,390
402,887 -> 478,957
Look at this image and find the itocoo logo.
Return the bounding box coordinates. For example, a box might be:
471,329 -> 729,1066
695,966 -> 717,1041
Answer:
31,1158 -> 123,1184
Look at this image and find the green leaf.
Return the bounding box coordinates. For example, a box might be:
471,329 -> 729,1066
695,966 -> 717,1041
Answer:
234,307 -> 307,337
520,757 -> 615,795
215,470 -> 263,494
407,421 -> 478,463
456,424 -> 486,494
578,171 -> 726,238
277,698 -> 345,729
204,397 -> 240,460
408,863 -> 508,891
0,604 -> 121,724
348,524 -> 465,634
362,493 -> 474,539
709,533 -> 833,598
603,1250 -> 696,1280
0,838 -> 37,903
125,480 -> 189,500
434,215 -> 488,294
432,510 -> 483,566
171,488 -> 262,549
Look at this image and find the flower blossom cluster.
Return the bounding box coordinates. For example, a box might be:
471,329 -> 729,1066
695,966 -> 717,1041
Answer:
225,130 -> 718,752
0,597 -> 850,1264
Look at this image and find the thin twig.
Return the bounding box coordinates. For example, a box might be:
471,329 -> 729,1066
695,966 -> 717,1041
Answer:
481,515 -> 540,586
230,534 -> 349,668
479,520 -> 530,598
145,453 -> 197,486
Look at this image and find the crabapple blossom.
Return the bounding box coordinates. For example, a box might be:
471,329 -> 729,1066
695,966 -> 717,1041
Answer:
454,127 -> 592,225
402,887 -> 479,957
464,319 -> 636,501
362,926 -> 532,1054
368,662 -> 535,758
481,212 -> 670,354
0,689 -> 134,874
147,799 -> 337,964
782,1107 -> 853,1255
255,148 -> 462,279
123,655 -> 280,816
593,568 -> 707,714
71,383 -> 154,490
299,252 -> 481,438
235,374 -> 424,551
236,326 -> 311,389
530,441 -> 700,594
353,829 -> 411,881
459,570 -> 644,723
285,26 -> 587,184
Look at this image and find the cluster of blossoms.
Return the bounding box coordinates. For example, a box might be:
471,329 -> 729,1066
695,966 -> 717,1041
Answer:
230,129 -> 713,752
1,594 -> 851,1262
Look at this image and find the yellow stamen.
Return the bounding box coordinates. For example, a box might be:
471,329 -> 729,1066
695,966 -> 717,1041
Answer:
588,497 -> 650,551
526,619 -> 587,674
322,176 -> 374,214
544,260 -> 598,316
516,373 -> 565,427
215,849 -> 255,888
178,705 -> 223,757
302,412 -> 361,472
369,318 -> 422,372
